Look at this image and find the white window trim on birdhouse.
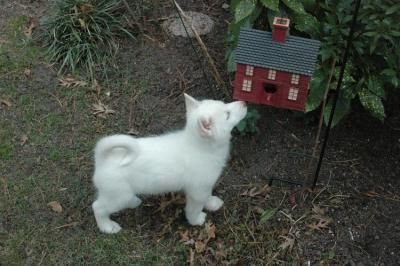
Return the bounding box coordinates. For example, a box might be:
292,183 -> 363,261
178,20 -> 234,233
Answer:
288,87 -> 299,101
291,74 -> 300,85
242,79 -> 252,92
268,69 -> 276,80
245,65 -> 254,76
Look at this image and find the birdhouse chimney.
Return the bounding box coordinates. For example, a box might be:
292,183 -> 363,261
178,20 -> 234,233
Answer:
272,17 -> 290,43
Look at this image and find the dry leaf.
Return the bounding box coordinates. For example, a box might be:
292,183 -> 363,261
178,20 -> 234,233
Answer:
92,101 -> 116,119
58,77 -> 87,87
24,68 -> 32,77
179,230 -> 190,242
24,20 -> 35,37
279,235 -> 295,251
92,79 -> 102,96
78,18 -> 86,28
0,98 -> 12,107
307,217 -> 332,231
363,191 -> 379,197
20,134 -> 28,146
289,193 -> 297,206
127,128 -> 139,136
187,248 -> 195,266
241,184 -> 271,198
195,240 -> 206,253
47,201 -> 63,213
205,222 -> 216,240
312,205 -> 325,215
79,3 -> 93,13
215,242 -> 227,259
154,193 -> 185,213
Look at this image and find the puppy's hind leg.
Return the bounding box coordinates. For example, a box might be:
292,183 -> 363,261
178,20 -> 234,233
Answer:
126,195 -> 142,209
205,196 -> 224,211
92,191 -> 139,234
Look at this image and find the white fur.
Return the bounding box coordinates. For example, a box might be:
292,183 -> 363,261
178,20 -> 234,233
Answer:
92,94 -> 247,233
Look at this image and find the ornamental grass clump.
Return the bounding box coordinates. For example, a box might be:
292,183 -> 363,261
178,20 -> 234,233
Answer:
41,0 -> 133,78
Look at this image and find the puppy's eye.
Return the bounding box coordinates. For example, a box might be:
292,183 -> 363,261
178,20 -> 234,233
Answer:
225,111 -> 230,120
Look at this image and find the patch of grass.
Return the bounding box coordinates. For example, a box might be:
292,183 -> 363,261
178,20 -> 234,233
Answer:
40,0 -> 134,78
0,16 -> 43,75
7,15 -> 28,40
0,123 -> 14,160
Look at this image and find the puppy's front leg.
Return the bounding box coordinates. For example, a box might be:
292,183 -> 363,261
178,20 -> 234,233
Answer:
184,193 -> 207,226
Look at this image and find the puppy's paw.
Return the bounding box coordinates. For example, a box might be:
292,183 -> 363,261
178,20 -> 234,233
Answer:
205,196 -> 224,211
98,221 -> 122,234
188,211 -> 207,226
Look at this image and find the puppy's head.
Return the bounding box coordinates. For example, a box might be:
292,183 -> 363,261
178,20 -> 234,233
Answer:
184,94 -> 247,141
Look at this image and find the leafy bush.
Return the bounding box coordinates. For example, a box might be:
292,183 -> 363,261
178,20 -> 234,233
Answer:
236,107 -> 261,135
227,0 -> 400,126
41,0 -> 133,78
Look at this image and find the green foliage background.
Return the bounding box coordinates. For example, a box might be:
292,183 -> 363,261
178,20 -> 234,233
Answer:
227,0 -> 400,127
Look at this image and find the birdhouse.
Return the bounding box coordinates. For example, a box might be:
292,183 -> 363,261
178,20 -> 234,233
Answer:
233,17 -> 320,111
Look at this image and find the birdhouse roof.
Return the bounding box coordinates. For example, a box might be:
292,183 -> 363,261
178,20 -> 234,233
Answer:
236,28 -> 320,76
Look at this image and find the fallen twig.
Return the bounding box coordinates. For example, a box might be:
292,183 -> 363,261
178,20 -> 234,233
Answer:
53,222 -> 78,230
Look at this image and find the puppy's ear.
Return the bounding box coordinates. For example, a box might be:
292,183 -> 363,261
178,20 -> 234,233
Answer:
184,93 -> 199,112
198,117 -> 213,137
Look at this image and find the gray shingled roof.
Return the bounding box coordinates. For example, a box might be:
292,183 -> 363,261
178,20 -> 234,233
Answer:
236,28 -> 320,76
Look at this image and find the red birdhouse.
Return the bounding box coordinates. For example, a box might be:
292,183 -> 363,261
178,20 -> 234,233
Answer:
233,17 -> 320,112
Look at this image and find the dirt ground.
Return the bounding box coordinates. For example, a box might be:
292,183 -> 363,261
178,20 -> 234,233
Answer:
1,0 -> 399,265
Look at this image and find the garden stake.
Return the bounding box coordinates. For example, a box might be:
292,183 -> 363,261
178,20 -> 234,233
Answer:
311,0 -> 362,189
172,0 -> 222,97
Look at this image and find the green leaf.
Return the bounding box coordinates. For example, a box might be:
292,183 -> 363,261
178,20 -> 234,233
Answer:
230,0 -> 243,13
323,93 -> 351,127
370,35 -> 380,54
229,3 -> 261,42
236,120 -> 247,132
358,89 -> 385,121
234,0 -> 256,23
227,49 -> 237,72
260,208 -> 277,224
281,0 -> 306,14
366,76 -> 385,99
292,13 -> 319,35
302,0 -> 316,11
385,4 -> 400,15
305,69 -> 325,112
260,0 -> 279,11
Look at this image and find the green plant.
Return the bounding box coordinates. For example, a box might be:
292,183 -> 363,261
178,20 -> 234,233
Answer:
305,0 -> 400,126
236,107 -> 261,135
227,0 -> 400,127
40,0 -> 134,79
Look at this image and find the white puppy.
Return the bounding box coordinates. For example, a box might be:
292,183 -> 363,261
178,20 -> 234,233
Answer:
92,94 -> 247,233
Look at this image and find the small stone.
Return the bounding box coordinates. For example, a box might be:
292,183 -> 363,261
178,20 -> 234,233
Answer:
222,3 -> 230,10
162,11 -> 214,38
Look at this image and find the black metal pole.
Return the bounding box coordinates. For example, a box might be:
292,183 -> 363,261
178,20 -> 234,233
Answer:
311,0 -> 362,189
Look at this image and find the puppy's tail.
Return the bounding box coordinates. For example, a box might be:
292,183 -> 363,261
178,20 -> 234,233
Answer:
94,134 -> 139,167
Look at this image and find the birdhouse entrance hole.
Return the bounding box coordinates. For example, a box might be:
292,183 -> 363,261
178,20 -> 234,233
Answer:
263,83 -> 277,93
